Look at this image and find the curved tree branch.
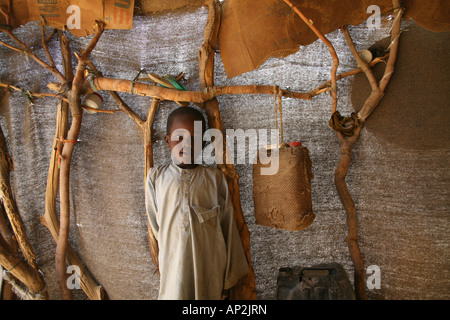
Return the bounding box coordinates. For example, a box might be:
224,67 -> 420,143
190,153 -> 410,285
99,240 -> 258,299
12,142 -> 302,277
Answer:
333,1 -> 404,300
334,124 -> 366,299
55,21 -> 105,300
282,0 -> 339,114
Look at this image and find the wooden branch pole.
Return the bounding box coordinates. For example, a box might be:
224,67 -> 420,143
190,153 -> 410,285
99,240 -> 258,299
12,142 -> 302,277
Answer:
42,31 -> 104,301
144,99 -> 160,171
143,98 -> 160,271
88,77 -> 312,102
0,203 -> 19,299
50,31 -> 76,300
55,21 -> 105,300
3,55 -> 388,108
0,4 -> 45,298
0,234 -> 46,297
334,125 -> 366,299
342,27 -> 379,92
57,30 -> 73,83
0,125 -> 38,271
333,1 -> 404,300
378,6 -> 403,94
55,118 -> 79,300
0,125 -> 46,298
40,19 -> 56,71
199,0 -> 257,300
343,7 -> 403,121
283,0 -> 339,114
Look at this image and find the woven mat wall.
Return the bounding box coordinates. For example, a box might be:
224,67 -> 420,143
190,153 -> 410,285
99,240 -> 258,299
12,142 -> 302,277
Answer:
0,7 -> 448,299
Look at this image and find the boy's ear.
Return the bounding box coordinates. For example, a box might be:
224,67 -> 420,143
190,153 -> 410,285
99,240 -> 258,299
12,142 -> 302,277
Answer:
164,134 -> 170,147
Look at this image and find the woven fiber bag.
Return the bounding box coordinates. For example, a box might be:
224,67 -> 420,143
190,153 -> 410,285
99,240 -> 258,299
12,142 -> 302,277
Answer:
252,143 -> 315,231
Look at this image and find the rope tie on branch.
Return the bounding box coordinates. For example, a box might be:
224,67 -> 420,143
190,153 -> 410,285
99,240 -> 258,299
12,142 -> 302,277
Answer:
54,136 -> 77,168
131,69 -> 145,94
20,89 -> 33,105
87,67 -> 102,92
329,111 -> 360,136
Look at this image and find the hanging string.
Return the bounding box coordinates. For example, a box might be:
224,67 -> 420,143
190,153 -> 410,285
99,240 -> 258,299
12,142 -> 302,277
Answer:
273,85 -> 284,146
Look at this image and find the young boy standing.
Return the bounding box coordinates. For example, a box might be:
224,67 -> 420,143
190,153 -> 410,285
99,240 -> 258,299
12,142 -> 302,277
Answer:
145,106 -> 249,300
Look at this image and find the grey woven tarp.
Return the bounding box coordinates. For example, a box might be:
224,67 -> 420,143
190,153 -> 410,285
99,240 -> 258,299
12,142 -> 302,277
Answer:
0,6 -> 449,299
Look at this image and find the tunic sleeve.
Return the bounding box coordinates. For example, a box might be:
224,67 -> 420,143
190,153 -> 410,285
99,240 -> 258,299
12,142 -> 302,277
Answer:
218,171 -> 249,290
145,168 -> 159,241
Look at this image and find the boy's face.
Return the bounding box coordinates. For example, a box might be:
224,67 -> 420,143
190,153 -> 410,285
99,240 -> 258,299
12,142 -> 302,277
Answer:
165,114 -> 204,168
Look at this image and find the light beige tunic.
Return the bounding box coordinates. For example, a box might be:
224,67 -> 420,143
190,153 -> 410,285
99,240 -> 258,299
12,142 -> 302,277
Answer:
145,162 -> 249,300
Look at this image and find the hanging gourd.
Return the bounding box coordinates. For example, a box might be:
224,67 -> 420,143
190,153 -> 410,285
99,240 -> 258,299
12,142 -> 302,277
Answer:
252,87 -> 315,231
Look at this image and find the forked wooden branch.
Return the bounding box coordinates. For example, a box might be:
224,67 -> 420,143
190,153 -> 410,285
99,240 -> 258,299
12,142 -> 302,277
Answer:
3,61 -> 114,303
55,21 -> 105,300
0,26 -> 67,84
343,5 -> 403,121
43,98 -> 104,300
308,54 -> 389,97
333,1 -> 404,300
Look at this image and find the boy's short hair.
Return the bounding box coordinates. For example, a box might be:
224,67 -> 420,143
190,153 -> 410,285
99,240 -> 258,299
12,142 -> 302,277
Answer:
166,106 -> 207,135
